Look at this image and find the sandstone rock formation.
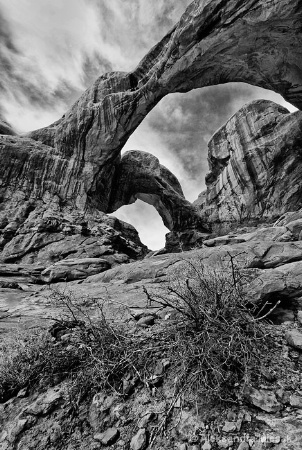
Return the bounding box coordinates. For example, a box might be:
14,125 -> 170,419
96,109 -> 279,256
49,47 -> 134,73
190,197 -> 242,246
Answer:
0,205 -> 148,271
1,0 -> 302,269
194,100 -> 302,227
108,150 -> 206,233
0,0 -> 301,263
108,150 -> 209,251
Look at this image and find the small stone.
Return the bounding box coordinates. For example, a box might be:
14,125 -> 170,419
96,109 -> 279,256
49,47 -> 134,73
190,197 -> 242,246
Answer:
89,393 -> 117,431
217,438 -> 232,449
137,316 -> 155,327
237,442 -> 249,450
174,397 -> 181,408
23,388 -> 63,416
252,443 -> 264,450
243,386 -> 282,413
243,412 -> 252,422
226,411 -> 237,421
285,330 -> 302,350
17,388 -> 27,398
137,412 -> 155,428
94,427 -> 120,445
236,419 -> 243,431
130,428 -> 147,450
290,394 -> 302,408
179,444 -> 188,450
297,311 -> 302,325
271,435 -> 281,444
202,442 -> 212,450
222,421 -> 237,432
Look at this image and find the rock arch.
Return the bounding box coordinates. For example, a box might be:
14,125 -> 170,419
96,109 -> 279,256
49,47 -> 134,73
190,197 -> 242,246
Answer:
108,150 -> 207,233
23,0 -> 302,214
1,0 -> 302,256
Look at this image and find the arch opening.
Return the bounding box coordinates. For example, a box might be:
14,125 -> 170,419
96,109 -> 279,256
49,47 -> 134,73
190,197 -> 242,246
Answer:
110,200 -> 169,251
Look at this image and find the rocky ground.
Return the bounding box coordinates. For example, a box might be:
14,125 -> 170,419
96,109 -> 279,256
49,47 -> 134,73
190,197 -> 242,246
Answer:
2,212 -> 302,449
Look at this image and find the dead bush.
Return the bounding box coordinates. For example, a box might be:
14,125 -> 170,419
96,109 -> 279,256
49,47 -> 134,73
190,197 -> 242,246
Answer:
144,256 -> 273,402
0,258 -> 273,406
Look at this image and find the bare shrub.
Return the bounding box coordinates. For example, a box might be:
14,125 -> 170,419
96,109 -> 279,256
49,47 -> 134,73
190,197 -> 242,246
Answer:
0,259 -> 273,406
145,256 -> 272,402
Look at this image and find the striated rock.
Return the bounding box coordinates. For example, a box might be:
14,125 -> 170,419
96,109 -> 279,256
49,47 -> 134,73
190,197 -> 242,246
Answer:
194,100 -> 302,226
0,208 -> 148,279
40,258 -> 110,283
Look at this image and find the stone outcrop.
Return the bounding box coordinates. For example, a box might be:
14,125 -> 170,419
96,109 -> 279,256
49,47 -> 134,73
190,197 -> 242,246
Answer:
0,206 -> 148,270
40,258 -> 110,283
194,100 -> 302,226
0,0 -> 302,261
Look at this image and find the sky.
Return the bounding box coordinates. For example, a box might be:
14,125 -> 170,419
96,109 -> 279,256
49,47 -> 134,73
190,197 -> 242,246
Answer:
0,0 -> 297,250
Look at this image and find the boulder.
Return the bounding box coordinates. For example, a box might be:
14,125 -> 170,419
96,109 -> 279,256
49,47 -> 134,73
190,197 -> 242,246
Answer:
243,386 -> 282,413
285,330 -> 302,351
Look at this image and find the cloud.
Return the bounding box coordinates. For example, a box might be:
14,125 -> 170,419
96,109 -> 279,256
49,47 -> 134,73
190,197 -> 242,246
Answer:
0,0 -> 297,248
0,0 -> 192,131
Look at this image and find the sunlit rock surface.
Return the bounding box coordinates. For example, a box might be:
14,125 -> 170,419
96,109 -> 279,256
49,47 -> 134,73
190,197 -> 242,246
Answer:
194,100 -> 302,225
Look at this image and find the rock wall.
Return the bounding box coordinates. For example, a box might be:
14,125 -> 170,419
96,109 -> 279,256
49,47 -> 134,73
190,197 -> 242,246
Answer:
24,0 -> 302,213
1,0 -> 302,263
194,100 -> 302,226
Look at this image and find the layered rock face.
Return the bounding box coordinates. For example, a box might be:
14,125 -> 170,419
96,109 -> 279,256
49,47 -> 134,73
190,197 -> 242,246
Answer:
195,100 -> 302,226
24,0 -> 302,214
1,0 -> 302,267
